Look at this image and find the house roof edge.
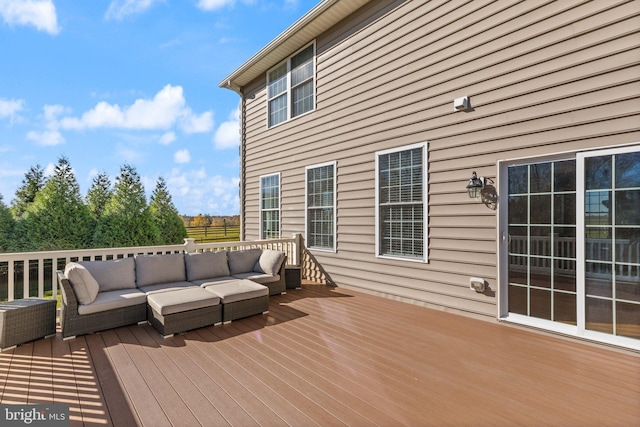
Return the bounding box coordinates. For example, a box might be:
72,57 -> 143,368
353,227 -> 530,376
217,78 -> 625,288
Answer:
219,0 -> 370,91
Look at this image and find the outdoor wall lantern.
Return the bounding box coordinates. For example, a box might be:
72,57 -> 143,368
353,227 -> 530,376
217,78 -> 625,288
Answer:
466,171 -> 485,199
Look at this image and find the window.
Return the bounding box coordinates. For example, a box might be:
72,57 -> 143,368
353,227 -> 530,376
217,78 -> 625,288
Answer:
306,162 -> 336,251
260,173 -> 280,239
267,43 -> 315,128
376,143 -> 428,261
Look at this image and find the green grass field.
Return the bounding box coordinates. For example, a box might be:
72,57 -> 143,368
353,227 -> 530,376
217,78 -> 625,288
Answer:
185,225 -> 240,243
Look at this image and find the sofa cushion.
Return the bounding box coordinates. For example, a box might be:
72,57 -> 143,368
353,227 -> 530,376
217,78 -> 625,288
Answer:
184,251 -> 229,281
78,257 -> 136,292
204,279 -> 268,304
191,276 -> 237,287
232,272 -> 281,284
135,253 -> 186,287
254,250 -> 286,276
147,287 -> 220,316
64,262 -> 100,305
77,288 -> 147,315
228,249 -> 262,275
138,281 -> 196,295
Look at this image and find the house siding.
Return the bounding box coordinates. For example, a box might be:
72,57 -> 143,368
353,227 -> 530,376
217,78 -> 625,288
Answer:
239,0 -> 640,319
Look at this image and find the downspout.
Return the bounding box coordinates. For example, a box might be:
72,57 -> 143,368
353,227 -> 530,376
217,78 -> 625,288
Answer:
222,80 -> 246,241
239,90 -> 246,242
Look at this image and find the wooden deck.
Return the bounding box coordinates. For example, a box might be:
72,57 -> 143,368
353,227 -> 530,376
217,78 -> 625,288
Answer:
1,283 -> 639,426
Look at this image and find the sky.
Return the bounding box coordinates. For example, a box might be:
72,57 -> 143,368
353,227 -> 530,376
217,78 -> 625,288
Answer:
0,0 -> 318,215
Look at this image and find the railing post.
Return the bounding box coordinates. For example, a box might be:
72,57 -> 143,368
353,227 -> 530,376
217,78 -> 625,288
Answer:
292,233 -> 303,266
183,238 -> 197,253
8,260 -> 14,301
24,260 -> 30,298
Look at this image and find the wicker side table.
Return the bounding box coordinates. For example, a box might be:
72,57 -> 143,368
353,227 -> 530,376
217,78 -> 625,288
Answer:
0,298 -> 57,351
285,267 -> 301,290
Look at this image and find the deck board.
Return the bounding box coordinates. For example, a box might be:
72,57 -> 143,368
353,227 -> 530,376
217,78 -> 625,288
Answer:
1,284 -> 639,426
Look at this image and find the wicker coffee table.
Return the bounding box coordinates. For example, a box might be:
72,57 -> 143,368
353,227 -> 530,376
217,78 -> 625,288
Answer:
0,298 -> 57,351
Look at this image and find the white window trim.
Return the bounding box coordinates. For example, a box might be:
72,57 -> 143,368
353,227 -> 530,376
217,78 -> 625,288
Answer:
305,161 -> 337,253
266,41 -> 316,129
375,142 -> 428,263
259,172 -> 281,240
497,142 -> 640,351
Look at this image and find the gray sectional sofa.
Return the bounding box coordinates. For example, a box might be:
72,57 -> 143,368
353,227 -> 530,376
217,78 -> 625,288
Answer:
57,248 -> 287,338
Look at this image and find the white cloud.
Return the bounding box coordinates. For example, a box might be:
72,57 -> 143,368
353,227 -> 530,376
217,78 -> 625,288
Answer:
195,0 -> 234,11
174,149 -> 191,164
213,106 -> 240,150
167,167 -> 239,215
26,129 -> 64,146
43,104 -> 67,121
159,131 -> 176,145
196,0 -> 255,11
60,85 -> 183,130
25,104 -> 68,146
59,84 -> 213,134
180,110 -> 214,134
0,0 -> 60,35
0,98 -> 25,122
87,168 -> 99,180
105,0 -> 162,20
43,162 -> 55,177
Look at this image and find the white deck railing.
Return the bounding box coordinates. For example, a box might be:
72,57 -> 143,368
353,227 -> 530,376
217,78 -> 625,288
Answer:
0,234 -> 302,302
509,236 -> 640,280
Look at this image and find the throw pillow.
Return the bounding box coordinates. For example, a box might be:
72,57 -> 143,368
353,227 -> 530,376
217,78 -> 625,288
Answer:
64,262 -> 100,305
254,250 -> 286,275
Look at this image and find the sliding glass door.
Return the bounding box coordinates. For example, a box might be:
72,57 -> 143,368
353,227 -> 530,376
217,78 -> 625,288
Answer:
502,145 -> 640,349
582,149 -> 640,340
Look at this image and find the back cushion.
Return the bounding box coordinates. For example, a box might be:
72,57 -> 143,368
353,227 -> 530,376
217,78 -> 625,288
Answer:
78,257 -> 136,292
228,248 -> 263,275
135,253 -> 186,287
254,250 -> 286,276
184,251 -> 229,281
64,262 -> 100,305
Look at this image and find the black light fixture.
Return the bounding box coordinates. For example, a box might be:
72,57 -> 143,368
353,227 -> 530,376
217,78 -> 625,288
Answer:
466,171 -> 484,199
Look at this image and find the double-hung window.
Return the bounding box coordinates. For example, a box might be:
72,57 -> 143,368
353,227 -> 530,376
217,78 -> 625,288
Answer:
267,43 -> 315,128
260,173 -> 280,239
376,143 -> 428,262
306,162 -> 336,251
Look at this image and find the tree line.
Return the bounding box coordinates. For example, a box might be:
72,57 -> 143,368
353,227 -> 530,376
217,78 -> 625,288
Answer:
0,157 -> 187,253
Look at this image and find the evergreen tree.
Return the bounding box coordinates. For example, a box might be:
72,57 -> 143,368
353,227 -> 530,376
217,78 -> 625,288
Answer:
150,177 -> 188,244
17,157 -> 93,251
11,164 -> 45,218
0,194 -> 16,252
86,171 -> 112,221
93,164 -> 160,248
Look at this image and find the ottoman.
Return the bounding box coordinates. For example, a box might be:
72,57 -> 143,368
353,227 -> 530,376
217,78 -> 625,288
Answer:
203,279 -> 269,323
147,287 -> 222,337
0,298 -> 57,351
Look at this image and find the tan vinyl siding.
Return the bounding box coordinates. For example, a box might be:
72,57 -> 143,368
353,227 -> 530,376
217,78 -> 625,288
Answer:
239,0 -> 640,318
